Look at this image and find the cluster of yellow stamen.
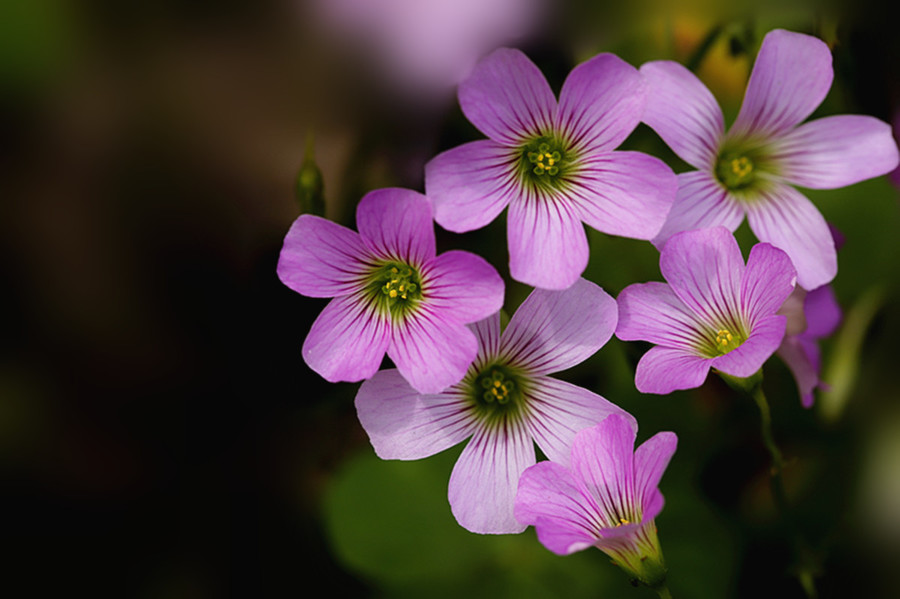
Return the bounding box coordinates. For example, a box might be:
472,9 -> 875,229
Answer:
381,266 -> 417,301
729,156 -> 753,179
527,143 -> 562,176
715,151 -> 756,190
480,369 -> 516,405
617,517 -> 631,526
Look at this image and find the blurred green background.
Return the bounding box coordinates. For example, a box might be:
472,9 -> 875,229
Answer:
3,0 -> 900,597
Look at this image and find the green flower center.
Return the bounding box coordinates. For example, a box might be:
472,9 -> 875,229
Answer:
518,135 -> 570,190
701,326 -> 746,357
715,152 -> 756,190
365,261 -> 423,316
468,363 -> 525,421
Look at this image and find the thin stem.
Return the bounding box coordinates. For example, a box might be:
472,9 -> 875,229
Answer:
654,585 -> 673,599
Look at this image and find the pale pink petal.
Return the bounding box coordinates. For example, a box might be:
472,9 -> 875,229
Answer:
651,171 -> 746,248
633,431 -> 677,519
567,151 -> 677,240
640,60 -> 725,170
421,250 -> 505,324
356,188 -> 435,264
635,346 -> 711,394
525,377 -> 636,466
745,182 -> 836,289
507,191 -> 588,289
458,47 -> 556,145
731,29 -> 833,139
556,53 -> 645,154
302,295 -> 389,383
425,140 -> 518,233
355,369 -> 478,459
470,313 -> 502,363
740,243 -> 797,322
501,278 -> 617,374
276,215 -> 370,298
570,414 -> 637,525
616,282 -> 708,351
773,115 -> 900,189
709,315 -> 786,378
449,420 -> 535,533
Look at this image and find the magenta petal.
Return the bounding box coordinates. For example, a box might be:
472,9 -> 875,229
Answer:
356,188 -> 436,264
570,414 -> 637,524
525,377 -> 636,466
388,312 -> 478,394
773,115 -> 900,189
633,431 -> 677,520
568,151 -> 677,240
731,29 -> 833,139
556,53 -> 645,154
276,215 -> 370,298
660,227 -> 745,325
354,369 -> 476,460
501,278 -> 617,374
425,140 -> 517,233
804,284 -> 841,338
514,461 -> 598,554
449,422 -> 535,534
710,315 -> 786,377
421,250 -> 505,324
635,346 -> 711,394
777,337 -> 819,408
640,60 -> 725,170
458,47 -> 556,145
616,282 -> 707,350
507,192 -> 588,289
302,295 -> 389,383
745,182 -> 836,289
740,243 -> 797,321
651,171 -> 746,248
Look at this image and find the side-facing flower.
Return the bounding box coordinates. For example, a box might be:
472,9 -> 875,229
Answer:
641,29 -> 899,290
777,284 -> 842,407
355,278 -> 634,533
616,227 -> 796,394
277,187 -> 503,394
425,48 -> 677,290
515,414 -> 677,589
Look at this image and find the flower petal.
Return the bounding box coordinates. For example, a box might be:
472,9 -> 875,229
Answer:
731,29 -> 833,139
507,191 -> 588,289
740,242 -> 797,322
660,227 -> 745,327
525,377 -> 636,466
425,140 -> 518,233
449,420 -> 535,533
356,188 -> 436,265
458,47 -> 556,145
640,60 -> 725,170
556,53 -> 645,154
515,461 -> 599,554
501,278 -> 617,374
777,337 -> 819,408
567,151 -> 677,240
470,313 -> 502,363
803,284 -> 841,339
710,314 -> 786,377
616,281 -> 708,350
651,171 -> 746,248
388,311 -> 479,394
302,295 -> 389,383
276,215 -> 370,297
745,182 -> 836,289
421,250 -> 505,324
773,115 -> 900,189
633,431 -> 677,520
355,369 -> 477,460
635,346 -> 711,394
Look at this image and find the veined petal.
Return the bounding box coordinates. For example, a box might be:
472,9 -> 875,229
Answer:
356,188 -> 436,264
616,282 -> 708,350
355,369 -> 477,460
660,227 -> 745,327
470,313 -> 502,364
302,295 -> 389,383
507,191 -> 589,290
567,151 -> 677,240
651,171 -> 746,248
449,420 -> 535,534
772,115 -> 900,189
425,140 -> 518,233
633,431 -> 677,520
740,243 -> 797,323
710,314 -> 786,377
515,461 -> 600,554
276,215 -> 370,298
501,278 -> 617,374
640,60 -> 725,170
635,346 -> 711,394
525,377 -> 636,466
556,53 -> 645,154
388,311 -> 479,394
731,29 -> 833,139
421,250 -> 505,324
459,47 -> 556,145
745,182 -> 836,289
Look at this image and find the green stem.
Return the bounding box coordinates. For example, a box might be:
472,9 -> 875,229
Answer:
654,585 -> 673,599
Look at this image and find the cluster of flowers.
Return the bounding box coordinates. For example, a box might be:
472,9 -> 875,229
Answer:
277,29 -> 897,587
